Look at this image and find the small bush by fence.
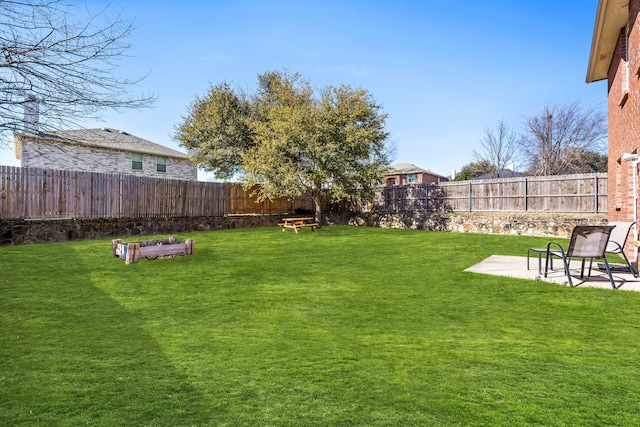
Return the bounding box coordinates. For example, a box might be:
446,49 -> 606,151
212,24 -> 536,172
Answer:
374,173 -> 607,213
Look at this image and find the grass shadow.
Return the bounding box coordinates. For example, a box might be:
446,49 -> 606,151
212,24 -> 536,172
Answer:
0,241 -> 215,426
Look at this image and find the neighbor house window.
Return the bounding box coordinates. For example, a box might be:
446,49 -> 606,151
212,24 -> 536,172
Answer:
157,157 -> 167,173
132,153 -> 143,170
406,173 -> 417,184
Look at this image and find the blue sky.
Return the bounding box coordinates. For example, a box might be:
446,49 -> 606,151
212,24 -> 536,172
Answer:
0,0 -> 607,180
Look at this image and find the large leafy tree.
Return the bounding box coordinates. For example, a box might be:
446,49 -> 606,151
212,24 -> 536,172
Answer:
174,70 -> 392,223
175,82 -> 253,179
242,71 -> 319,203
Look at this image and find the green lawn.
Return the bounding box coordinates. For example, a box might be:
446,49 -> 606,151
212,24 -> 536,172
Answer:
2,225 -> 640,426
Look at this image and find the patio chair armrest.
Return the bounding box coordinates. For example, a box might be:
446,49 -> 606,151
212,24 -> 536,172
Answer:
607,241 -> 624,253
545,241 -> 566,257
544,241 -> 567,278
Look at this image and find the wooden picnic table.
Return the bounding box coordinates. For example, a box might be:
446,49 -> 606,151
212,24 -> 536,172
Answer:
278,217 -> 319,233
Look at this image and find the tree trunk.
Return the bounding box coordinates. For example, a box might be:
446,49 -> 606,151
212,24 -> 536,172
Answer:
312,190 -> 322,227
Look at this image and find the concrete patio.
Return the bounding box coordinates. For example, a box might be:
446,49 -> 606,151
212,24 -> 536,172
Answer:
466,254 -> 640,291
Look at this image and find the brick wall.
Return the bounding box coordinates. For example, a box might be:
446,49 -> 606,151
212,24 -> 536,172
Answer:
20,139 -> 197,180
608,0 -> 639,223
384,172 -> 448,186
607,0 -> 639,260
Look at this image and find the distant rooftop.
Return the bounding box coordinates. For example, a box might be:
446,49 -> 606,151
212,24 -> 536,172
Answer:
18,128 -> 189,159
387,162 -> 447,178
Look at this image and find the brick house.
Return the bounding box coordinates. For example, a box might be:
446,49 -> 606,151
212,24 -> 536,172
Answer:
14,128 -> 197,180
384,163 -> 449,186
587,0 -> 639,260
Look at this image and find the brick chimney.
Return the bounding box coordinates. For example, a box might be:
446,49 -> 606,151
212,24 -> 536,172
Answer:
23,96 -> 39,134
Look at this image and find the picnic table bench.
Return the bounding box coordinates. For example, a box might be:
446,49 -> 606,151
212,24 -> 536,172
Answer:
278,217 -> 319,233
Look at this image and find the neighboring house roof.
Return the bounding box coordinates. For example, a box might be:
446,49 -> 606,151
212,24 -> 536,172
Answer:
15,128 -> 189,159
472,169 -> 526,180
386,162 -> 448,179
586,0 -> 630,83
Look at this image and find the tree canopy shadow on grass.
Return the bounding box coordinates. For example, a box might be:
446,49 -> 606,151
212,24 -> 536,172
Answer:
0,244 -> 215,426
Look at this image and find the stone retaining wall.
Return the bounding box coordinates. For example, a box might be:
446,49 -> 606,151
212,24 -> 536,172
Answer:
0,211 -> 609,245
327,211 -> 609,238
0,215 -> 280,245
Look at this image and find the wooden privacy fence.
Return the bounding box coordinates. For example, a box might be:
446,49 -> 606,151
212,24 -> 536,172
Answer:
0,166 -> 320,219
0,166 -> 228,219
376,173 -> 608,213
227,183 -> 318,215
0,167 -> 609,219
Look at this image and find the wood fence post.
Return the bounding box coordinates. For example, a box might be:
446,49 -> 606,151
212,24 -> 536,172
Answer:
524,177 -> 528,212
594,175 -> 598,213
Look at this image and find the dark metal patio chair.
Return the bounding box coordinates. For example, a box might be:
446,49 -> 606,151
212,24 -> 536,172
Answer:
544,225 -> 618,289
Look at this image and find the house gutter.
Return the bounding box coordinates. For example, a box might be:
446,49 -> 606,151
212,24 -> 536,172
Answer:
586,0 -> 630,83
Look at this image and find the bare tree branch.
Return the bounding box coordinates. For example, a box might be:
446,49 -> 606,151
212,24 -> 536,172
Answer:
472,120 -> 519,178
519,102 -> 607,176
0,0 -> 155,141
